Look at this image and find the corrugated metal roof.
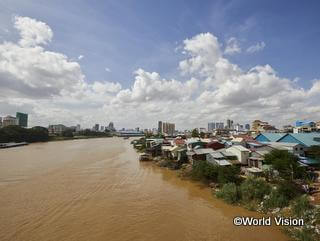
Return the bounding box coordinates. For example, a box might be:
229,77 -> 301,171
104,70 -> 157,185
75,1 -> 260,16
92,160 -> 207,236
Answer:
228,145 -> 250,152
256,133 -> 286,142
284,133 -> 320,147
208,159 -> 231,166
208,152 -> 225,159
194,148 -> 215,155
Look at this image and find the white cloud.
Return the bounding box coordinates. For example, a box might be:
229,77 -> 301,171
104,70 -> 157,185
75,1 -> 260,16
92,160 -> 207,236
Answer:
78,55 -> 84,60
224,37 -> 241,55
14,16 -> 53,47
1,17 -> 320,129
105,67 -> 111,72
92,81 -> 121,94
246,41 -> 266,53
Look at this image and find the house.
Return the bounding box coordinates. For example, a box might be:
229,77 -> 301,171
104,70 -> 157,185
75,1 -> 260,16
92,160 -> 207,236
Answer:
173,138 -> 186,146
264,142 -> 306,156
206,152 -> 231,166
231,137 -> 246,146
186,139 -> 206,151
277,133 -> 320,147
205,141 -> 225,150
226,145 -> 250,165
187,148 -> 215,164
255,133 -> 286,142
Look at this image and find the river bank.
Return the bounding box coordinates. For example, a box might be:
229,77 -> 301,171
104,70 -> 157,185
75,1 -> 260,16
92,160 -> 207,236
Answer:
136,149 -> 320,241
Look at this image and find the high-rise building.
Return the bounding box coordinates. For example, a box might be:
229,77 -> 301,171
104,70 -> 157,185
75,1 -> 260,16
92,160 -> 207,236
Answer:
216,122 -> 224,129
16,112 -> 28,127
100,126 -> 105,131
226,119 -> 234,129
93,124 -> 99,132
208,122 -> 216,131
2,115 -> 18,127
245,124 -> 250,130
107,122 -> 115,131
158,121 -> 175,136
76,124 -> 81,132
0,117 -> 2,128
158,121 -> 163,134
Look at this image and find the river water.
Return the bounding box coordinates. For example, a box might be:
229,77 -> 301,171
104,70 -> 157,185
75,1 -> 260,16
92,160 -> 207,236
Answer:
0,138 -> 288,241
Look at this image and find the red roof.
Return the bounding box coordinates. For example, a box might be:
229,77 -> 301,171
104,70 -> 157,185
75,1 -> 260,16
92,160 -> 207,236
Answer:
174,139 -> 185,145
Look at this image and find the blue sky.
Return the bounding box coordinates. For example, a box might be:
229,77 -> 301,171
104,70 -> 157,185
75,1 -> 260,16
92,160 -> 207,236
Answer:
2,0 -> 320,88
0,0 -> 320,129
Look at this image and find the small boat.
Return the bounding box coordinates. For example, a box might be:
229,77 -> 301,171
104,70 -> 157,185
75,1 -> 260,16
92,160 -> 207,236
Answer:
0,142 -> 29,149
139,153 -> 152,161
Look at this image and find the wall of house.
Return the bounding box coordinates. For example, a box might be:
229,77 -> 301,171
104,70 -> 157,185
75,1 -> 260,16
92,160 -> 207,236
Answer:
227,147 -> 249,165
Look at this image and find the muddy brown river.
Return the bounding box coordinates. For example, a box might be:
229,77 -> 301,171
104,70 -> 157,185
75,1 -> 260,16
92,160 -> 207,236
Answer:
0,138 -> 288,241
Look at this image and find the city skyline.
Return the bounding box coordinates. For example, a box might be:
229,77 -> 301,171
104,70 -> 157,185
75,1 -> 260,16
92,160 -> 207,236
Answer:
1,1 -> 320,129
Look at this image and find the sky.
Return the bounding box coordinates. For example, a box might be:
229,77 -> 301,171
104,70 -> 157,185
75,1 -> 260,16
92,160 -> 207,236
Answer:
0,0 -> 320,130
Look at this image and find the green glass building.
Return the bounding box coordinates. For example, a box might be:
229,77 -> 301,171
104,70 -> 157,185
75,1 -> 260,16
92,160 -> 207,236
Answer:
16,112 -> 28,127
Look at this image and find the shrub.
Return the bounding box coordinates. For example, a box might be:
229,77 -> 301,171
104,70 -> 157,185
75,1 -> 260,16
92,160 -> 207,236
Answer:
263,181 -> 301,210
216,183 -> 239,204
290,227 -> 318,241
217,165 -> 241,185
240,177 -> 271,202
291,195 -> 313,218
191,161 -> 218,181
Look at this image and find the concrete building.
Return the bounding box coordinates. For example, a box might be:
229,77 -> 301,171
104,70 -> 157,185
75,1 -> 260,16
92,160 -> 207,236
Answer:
16,112 -> 28,127
48,124 -> 67,135
158,121 -> 163,134
107,122 -> 116,131
93,124 -> 99,132
251,120 -> 277,133
76,124 -> 81,132
216,122 -> 224,129
0,117 -> 2,128
158,121 -> 175,136
245,124 -> 250,130
2,115 -> 18,127
226,119 -> 233,129
208,122 -> 215,132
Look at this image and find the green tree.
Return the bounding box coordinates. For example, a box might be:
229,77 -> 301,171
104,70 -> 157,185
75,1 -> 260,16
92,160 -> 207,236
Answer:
264,149 -> 307,181
217,165 -> 241,185
191,128 -> 199,137
200,132 -> 205,138
306,145 -> 320,161
240,177 -> 271,202
62,129 -> 74,137
0,125 -> 49,143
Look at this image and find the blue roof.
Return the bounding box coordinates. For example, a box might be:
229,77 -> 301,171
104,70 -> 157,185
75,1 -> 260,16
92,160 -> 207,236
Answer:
278,133 -> 320,147
255,133 -> 286,142
295,120 -> 315,127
